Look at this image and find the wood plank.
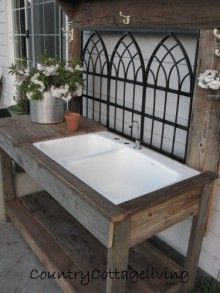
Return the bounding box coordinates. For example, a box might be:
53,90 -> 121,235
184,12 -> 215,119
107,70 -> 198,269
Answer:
187,30 -> 220,172
21,192 -> 107,290
68,28 -> 82,113
106,219 -> 130,293
181,184 -> 213,292
0,116 -> 106,144
0,148 -> 16,201
6,199 -> 98,293
120,171 -> 218,215
129,245 -> 181,293
129,188 -> 200,247
186,30 -> 220,231
14,192 -> 181,293
0,148 -> 16,220
135,241 -> 181,276
57,0 -> 220,29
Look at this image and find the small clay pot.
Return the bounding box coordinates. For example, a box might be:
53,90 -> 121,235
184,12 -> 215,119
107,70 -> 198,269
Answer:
65,112 -> 81,132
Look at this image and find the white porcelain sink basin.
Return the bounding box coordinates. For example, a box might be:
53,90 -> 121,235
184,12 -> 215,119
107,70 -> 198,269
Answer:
33,131 -> 199,205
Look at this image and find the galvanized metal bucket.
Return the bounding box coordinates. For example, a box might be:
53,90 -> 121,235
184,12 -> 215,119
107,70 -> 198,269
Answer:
30,91 -> 65,124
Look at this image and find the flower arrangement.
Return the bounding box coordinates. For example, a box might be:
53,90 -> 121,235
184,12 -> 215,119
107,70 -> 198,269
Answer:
198,70 -> 220,90
9,57 -> 83,109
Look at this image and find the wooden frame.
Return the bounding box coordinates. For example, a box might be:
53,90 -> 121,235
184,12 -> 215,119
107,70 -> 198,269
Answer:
58,0 -> 220,230
57,0 -> 220,29
0,116 -> 218,292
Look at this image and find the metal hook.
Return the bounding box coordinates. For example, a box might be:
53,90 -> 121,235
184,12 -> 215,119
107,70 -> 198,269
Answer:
213,28 -> 220,56
119,11 -> 131,25
62,22 -> 74,43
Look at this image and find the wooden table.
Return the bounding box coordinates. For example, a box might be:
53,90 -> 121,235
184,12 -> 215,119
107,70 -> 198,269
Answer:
0,116 -> 217,293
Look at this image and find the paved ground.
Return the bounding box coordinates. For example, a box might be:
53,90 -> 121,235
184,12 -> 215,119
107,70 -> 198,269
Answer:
0,222 -> 61,293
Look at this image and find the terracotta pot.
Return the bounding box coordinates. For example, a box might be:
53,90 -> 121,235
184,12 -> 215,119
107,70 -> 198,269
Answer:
65,112 -> 81,131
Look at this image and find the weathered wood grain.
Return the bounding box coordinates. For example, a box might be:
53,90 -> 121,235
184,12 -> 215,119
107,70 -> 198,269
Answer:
120,171 -> 218,215
68,28 -> 82,113
21,192 -> 106,291
106,218 -> 130,293
186,30 -> 220,231
181,184 -> 213,292
129,188 -> 200,247
7,192 -> 184,292
0,149 -> 16,201
0,149 -> 16,221
0,115 -> 106,144
56,0 -> 220,29
6,199 -> 98,293
129,243 -> 180,293
187,30 -> 220,172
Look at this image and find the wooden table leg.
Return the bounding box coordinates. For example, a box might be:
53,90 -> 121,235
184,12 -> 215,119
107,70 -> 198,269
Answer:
0,149 -> 16,221
181,184 -> 212,292
106,219 -> 130,293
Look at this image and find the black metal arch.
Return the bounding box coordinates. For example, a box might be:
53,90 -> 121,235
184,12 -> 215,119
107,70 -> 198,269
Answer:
81,30 -> 199,162
82,32 -> 109,123
108,32 -> 145,134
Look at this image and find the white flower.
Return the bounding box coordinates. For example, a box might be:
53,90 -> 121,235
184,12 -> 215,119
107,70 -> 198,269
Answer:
18,70 -> 24,75
74,64 -> 83,71
43,64 -> 59,76
198,69 -> 220,91
37,64 -> 45,71
50,85 -> 69,98
208,80 -> 220,90
26,91 -> 33,100
62,94 -> 72,103
73,83 -> 83,96
65,65 -> 74,73
30,73 -> 40,83
24,68 -> 30,77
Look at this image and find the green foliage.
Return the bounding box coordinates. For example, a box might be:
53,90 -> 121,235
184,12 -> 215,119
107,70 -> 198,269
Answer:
8,56 -> 83,102
7,97 -> 30,115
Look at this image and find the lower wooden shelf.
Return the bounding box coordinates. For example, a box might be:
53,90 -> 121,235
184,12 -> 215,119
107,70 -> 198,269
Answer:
6,192 -> 183,293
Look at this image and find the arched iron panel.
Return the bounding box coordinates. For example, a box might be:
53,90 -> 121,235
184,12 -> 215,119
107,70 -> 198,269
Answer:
81,30 -> 198,162
109,32 -> 145,137
143,33 -> 195,160
82,31 -> 109,124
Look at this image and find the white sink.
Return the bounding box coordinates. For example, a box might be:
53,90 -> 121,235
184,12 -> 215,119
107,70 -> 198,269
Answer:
34,133 -> 123,164
33,131 -> 200,205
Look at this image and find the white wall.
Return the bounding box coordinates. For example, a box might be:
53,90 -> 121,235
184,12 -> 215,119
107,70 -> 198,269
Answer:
83,31 -> 220,280
0,0 -> 16,107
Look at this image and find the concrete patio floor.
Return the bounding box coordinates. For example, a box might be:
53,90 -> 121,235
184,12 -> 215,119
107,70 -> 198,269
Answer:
0,222 -> 61,293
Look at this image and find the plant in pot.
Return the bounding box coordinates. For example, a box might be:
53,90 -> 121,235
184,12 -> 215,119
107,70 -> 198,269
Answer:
9,57 -> 83,125
198,69 -> 220,100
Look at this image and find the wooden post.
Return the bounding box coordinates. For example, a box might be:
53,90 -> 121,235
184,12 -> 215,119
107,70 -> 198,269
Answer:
187,30 -> 220,229
68,27 -> 82,113
187,30 -> 220,171
0,149 -> 16,221
106,219 -> 130,293
181,184 -> 212,292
